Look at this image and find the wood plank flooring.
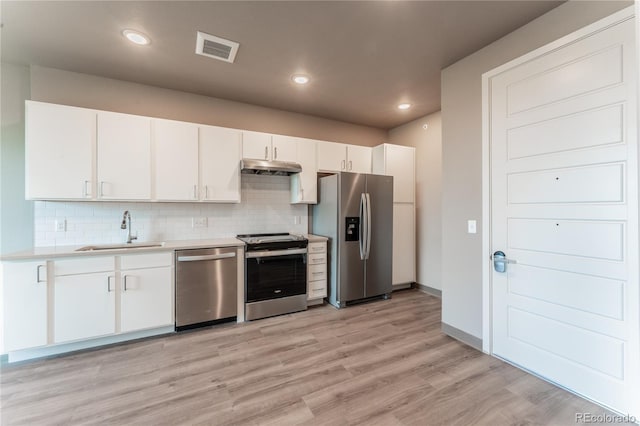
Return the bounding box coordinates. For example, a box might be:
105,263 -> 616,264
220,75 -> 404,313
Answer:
0,290 -> 622,425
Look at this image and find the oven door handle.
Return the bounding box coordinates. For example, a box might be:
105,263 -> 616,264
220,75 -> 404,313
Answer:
177,252 -> 236,262
246,248 -> 307,258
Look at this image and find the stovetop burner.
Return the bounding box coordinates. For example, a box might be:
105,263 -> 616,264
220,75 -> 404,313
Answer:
236,233 -> 305,245
236,233 -> 308,251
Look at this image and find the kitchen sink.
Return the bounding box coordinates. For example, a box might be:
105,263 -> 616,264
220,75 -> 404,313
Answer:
75,242 -> 165,252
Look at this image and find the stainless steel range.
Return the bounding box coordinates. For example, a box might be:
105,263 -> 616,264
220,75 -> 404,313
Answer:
237,233 -> 308,320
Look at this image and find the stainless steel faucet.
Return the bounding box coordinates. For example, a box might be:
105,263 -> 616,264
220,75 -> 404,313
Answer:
120,210 -> 137,244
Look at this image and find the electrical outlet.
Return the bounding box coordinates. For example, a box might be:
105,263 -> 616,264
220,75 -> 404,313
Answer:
192,217 -> 208,228
467,220 -> 477,234
294,216 -> 301,225
55,219 -> 67,232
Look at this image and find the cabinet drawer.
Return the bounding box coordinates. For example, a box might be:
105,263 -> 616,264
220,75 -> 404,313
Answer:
308,264 -> 326,281
308,279 -> 327,299
308,253 -> 327,265
308,242 -> 326,254
54,256 -> 114,276
121,252 -> 172,270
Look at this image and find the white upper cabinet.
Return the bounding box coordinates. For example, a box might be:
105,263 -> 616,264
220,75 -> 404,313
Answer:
153,119 -> 199,201
243,131 -> 297,162
317,141 -> 347,172
347,144 -> 372,174
26,101 -> 95,200
372,143 -> 415,203
97,111 -> 151,200
290,138 -> 318,204
271,135 -> 297,162
317,141 -> 372,173
200,125 -> 242,202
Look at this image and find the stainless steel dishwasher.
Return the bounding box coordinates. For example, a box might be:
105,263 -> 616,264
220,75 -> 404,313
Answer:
175,247 -> 237,331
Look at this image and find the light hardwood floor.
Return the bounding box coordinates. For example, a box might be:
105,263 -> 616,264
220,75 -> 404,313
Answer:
0,290 -> 622,425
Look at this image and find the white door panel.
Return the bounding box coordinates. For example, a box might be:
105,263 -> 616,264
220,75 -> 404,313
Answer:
507,104 -> 624,160
490,16 -> 638,415
508,219 -> 623,260
507,45 -> 623,115
509,265 -> 624,321
508,163 -> 624,204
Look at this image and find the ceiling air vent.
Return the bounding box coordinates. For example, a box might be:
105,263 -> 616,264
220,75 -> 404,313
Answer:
195,31 -> 239,63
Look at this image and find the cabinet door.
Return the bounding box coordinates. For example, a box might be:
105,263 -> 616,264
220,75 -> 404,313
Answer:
392,203 -> 416,286
54,271 -> 116,343
291,138 -> 317,204
201,126 -> 242,202
271,135 -> 298,162
26,101 -> 95,200
242,131 -> 272,160
385,145 -> 415,203
97,111 -> 151,200
317,141 -> 347,172
121,266 -> 172,333
153,119 -> 199,201
2,261 -> 48,351
346,145 -> 372,174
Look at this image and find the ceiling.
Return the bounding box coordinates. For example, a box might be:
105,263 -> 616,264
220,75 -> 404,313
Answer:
1,1 -> 564,130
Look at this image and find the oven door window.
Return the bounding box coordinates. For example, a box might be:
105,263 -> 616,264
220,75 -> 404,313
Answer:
246,254 -> 307,302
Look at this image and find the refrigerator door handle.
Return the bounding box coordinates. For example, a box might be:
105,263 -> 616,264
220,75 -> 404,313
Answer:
365,192 -> 372,259
359,193 -> 366,260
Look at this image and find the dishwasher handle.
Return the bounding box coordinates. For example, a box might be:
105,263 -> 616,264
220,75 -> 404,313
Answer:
177,252 -> 236,262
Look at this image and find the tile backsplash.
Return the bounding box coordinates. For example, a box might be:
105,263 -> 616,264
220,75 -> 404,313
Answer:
34,175 -> 308,247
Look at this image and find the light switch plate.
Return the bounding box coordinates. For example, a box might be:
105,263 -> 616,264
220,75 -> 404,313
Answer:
192,217 -> 208,228
467,220 -> 477,234
55,219 -> 67,232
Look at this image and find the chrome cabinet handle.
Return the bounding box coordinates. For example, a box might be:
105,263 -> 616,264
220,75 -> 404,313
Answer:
311,271 -> 324,276
341,160 -> 346,170
83,180 -> 91,197
264,146 -> 269,159
123,275 -> 129,291
36,264 -> 46,283
107,276 -> 113,292
100,181 -> 105,197
349,160 -> 353,171
193,185 -> 198,199
205,185 -> 209,199
274,146 -> 278,159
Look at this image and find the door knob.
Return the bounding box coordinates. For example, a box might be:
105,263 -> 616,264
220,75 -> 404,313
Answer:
492,250 -> 517,273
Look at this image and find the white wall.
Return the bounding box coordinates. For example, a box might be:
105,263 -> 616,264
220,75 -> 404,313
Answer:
33,175 -> 307,247
1,63 -> 33,254
388,111 -> 442,291
440,0 -> 631,341
30,66 -> 387,147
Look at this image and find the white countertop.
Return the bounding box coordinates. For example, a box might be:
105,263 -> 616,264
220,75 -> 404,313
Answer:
1,234 -> 329,261
1,238 -> 244,261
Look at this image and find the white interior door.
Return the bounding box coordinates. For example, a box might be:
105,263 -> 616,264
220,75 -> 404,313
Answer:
490,16 -> 638,415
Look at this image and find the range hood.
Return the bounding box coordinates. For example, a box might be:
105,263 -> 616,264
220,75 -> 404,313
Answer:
241,158 -> 302,176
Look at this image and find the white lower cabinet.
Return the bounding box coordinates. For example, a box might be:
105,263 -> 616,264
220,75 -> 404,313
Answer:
2,261 -> 49,351
2,252 -> 173,354
120,253 -> 173,333
392,204 -> 416,286
54,271 -> 116,343
307,241 -> 327,301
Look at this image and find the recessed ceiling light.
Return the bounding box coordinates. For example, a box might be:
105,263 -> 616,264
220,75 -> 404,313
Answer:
292,75 -> 310,85
397,103 -> 411,110
122,29 -> 150,46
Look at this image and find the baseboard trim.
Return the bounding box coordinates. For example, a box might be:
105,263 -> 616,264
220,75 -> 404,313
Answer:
442,322 -> 482,351
415,283 -> 441,298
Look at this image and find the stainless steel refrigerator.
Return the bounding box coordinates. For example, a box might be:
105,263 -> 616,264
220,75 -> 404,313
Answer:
312,172 -> 393,308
